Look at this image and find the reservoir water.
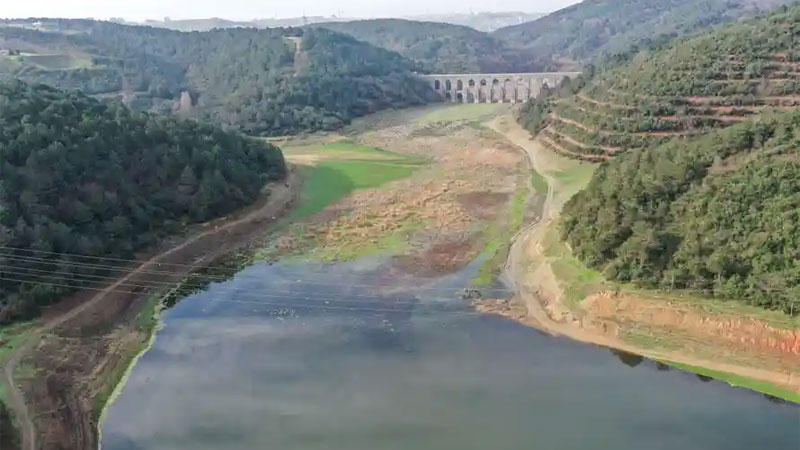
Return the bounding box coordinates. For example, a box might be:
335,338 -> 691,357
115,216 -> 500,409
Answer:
101,256 -> 800,450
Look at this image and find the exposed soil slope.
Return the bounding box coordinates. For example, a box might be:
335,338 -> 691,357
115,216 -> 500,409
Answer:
490,113 -> 800,399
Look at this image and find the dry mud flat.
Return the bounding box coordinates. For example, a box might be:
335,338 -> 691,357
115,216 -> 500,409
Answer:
276,104 -> 533,279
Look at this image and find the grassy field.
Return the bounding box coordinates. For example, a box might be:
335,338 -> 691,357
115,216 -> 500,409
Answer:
284,142 -> 424,220
474,176 -> 531,286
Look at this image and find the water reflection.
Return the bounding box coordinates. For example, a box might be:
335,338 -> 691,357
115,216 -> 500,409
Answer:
697,374 -> 714,383
102,257 -> 800,450
609,348 -> 644,368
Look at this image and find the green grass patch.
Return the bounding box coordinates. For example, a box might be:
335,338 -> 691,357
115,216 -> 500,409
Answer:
287,143 -> 423,221
290,162 -> 415,220
94,292 -> 166,417
542,226 -> 606,306
308,221 -> 420,261
552,163 -> 596,192
0,322 -> 36,364
135,293 -> 164,333
661,360 -> 800,403
474,175 -> 530,286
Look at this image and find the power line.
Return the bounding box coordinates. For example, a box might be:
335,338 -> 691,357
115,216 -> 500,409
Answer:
0,264 -> 455,302
2,247 -> 797,293
0,267 -> 466,307
0,245 -> 279,271
0,275 -> 481,316
0,254 -> 515,293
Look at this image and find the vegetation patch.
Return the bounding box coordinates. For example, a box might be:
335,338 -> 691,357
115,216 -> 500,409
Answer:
0,80 -> 286,324
562,110 -> 800,314
286,143 -> 423,220
541,226 -> 606,307
660,360 -> 800,404
0,22 -> 437,135
474,175 -> 530,286
517,5 -> 800,160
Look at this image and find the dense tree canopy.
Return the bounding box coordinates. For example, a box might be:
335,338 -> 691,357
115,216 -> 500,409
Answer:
0,21 -> 437,135
521,4 -> 800,160
0,80 -> 286,322
493,0 -> 792,70
561,109 -> 800,314
316,19 -> 527,73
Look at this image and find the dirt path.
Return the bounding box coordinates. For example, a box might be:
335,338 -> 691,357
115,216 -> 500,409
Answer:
489,113 -> 800,394
2,172 -> 297,450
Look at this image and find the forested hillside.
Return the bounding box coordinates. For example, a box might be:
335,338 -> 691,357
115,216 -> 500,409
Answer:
0,20 -> 436,135
562,109 -> 800,314
520,4 -> 800,161
0,80 -> 286,322
494,0 -> 792,71
316,19 -> 526,73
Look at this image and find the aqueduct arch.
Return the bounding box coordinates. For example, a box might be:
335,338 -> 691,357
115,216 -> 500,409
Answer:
420,72 -> 581,104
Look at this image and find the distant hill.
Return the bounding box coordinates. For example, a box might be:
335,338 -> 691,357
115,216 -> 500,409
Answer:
138,16 -> 349,31
137,12 -> 546,33
520,3 -> 800,161
493,0 -> 793,70
0,20 -> 436,135
406,12 -> 545,32
316,19 -> 528,73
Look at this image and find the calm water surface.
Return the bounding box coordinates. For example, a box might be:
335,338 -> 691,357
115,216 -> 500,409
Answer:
101,256 -> 800,450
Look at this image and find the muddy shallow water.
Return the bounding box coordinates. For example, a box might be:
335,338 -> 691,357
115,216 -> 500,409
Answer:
101,256 -> 799,450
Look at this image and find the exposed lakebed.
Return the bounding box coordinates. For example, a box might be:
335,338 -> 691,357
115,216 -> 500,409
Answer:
101,256 -> 799,450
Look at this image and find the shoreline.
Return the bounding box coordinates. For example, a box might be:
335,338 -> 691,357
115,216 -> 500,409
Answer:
490,112 -> 800,403
2,170 -> 300,450
96,302 -> 162,450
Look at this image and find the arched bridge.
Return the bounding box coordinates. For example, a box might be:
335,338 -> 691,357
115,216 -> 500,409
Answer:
420,72 -> 581,104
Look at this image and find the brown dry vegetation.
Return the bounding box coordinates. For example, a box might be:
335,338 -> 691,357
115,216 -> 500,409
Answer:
272,105 -> 531,279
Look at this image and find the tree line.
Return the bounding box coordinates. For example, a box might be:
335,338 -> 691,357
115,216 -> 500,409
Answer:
561,109 -> 800,314
0,80 -> 286,322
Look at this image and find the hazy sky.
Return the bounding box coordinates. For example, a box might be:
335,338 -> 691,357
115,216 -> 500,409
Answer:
2,0 -> 581,21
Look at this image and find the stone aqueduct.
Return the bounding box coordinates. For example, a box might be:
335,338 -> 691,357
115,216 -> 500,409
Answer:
420,72 -> 581,104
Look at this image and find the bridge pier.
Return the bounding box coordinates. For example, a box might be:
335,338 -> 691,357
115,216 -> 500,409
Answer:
420,72 -> 580,104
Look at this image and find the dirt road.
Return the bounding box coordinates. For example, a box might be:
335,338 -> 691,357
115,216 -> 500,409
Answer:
489,113 -> 800,395
3,172 -> 297,450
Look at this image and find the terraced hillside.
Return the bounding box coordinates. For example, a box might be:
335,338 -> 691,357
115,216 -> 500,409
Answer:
523,4 -> 800,161
494,0 -> 793,70
562,107 -> 800,314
